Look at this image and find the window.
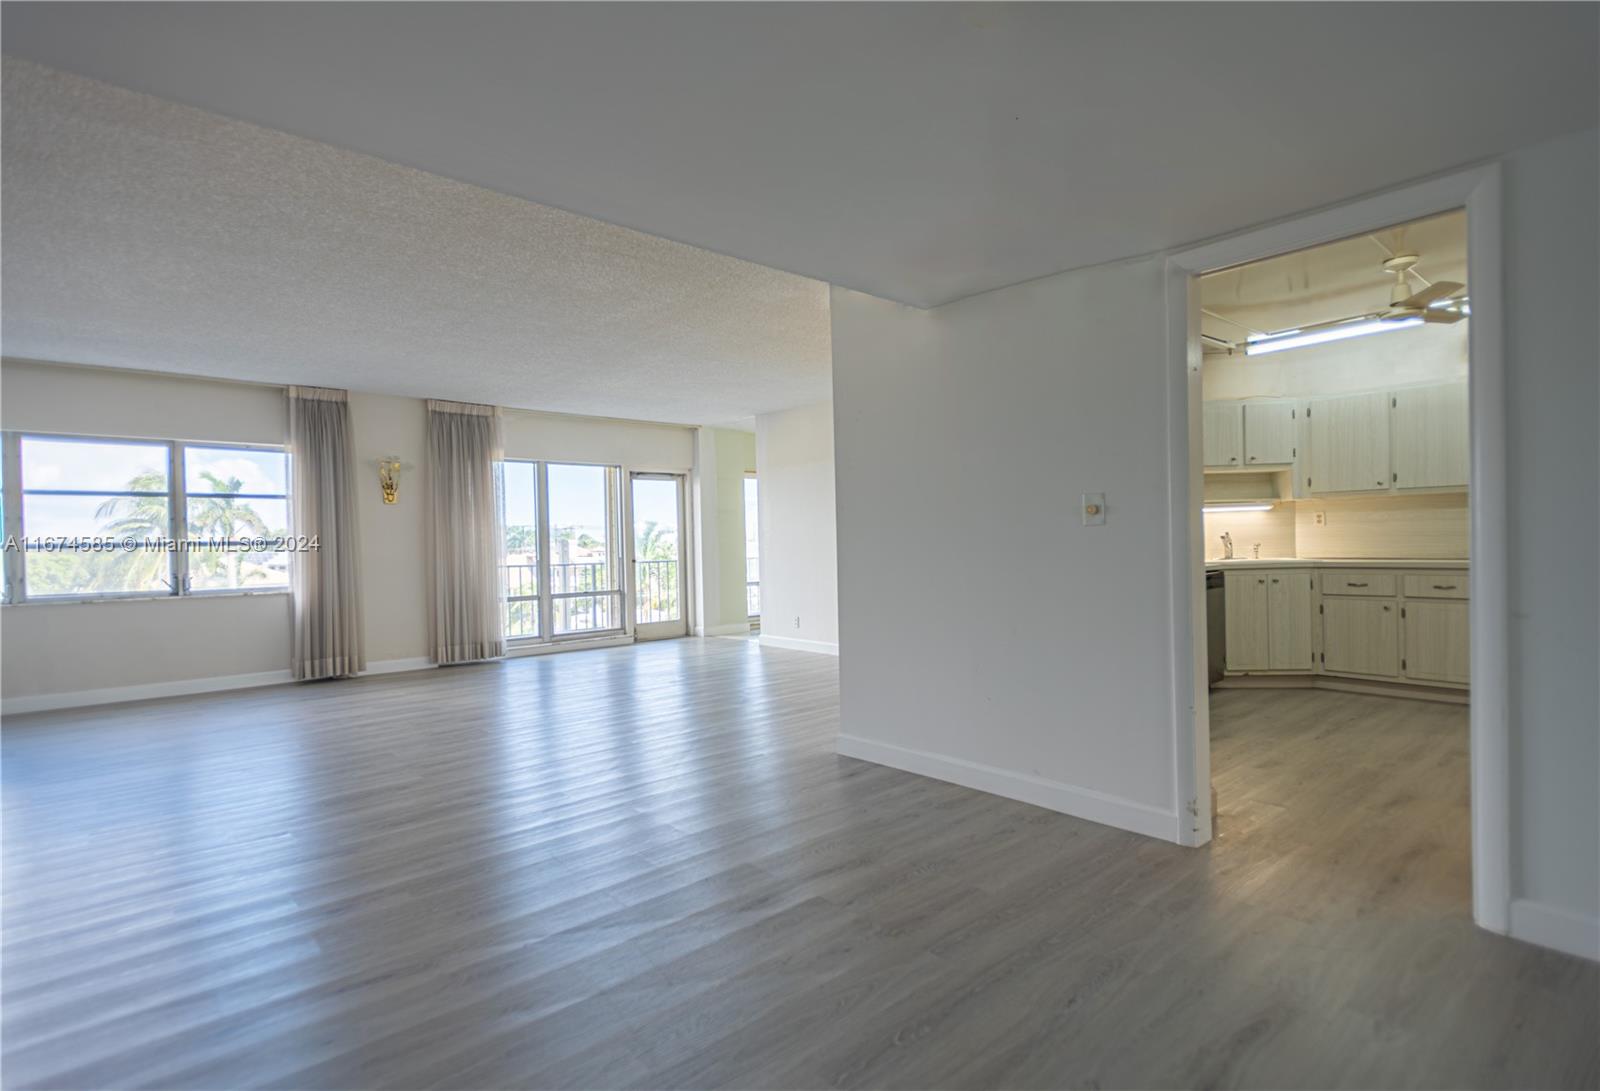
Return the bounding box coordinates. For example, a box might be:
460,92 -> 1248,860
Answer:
744,474 -> 760,618
19,436 -> 175,598
546,462 -> 622,634
2,434 -> 290,602
183,445 -> 290,591
499,460 -> 540,639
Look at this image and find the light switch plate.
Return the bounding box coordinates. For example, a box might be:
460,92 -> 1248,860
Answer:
1082,492 -> 1106,526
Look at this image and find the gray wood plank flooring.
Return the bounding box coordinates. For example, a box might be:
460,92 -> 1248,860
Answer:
3,637 -> 1595,1089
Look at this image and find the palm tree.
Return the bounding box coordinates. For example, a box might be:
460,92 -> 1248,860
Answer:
185,471 -> 272,588
92,470 -> 172,591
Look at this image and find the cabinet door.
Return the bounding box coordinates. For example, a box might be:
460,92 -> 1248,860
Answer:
1321,598 -> 1400,677
1392,381 -> 1468,490
1309,392 -> 1390,493
1244,402 -> 1297,466
1403,599 -> 1470,684
1203,402 -> 1244,468
1267,570 -> 1313,670
1224,571 -> 1269,671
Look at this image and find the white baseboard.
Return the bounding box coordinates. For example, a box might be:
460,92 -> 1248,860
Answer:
1,655 -> 443,715
1509,898 -> 1600,961
3,668 -> 295,716
361,657 -> 436,676
835,732 -> 1179,842
698,622 -> 754,637
759,634 -> 840,656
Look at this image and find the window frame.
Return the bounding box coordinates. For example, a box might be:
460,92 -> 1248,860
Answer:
542,460 -> 625,639
1,431 -> 292,606
498,458 -> 542,641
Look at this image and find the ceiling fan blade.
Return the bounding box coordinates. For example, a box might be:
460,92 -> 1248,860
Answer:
1399,280 -> 1465,309
1421,308 -> 1466,324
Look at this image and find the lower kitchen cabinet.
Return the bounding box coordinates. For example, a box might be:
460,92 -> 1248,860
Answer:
1224,571 -> 1270,671
1224,568 -> 1311,672
1267,571 -> 1313,670
1321,597 -> 1400,678
1403,599 -> 1470,684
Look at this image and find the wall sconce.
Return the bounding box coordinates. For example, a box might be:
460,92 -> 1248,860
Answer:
378,457 -> 403,504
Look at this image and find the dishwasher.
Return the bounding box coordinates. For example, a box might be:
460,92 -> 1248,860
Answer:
1205,570 -> 1226,685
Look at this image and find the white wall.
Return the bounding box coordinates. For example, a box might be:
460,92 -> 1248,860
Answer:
830,261 -> 1181,836
755,400 -> 838,655
830,129 -> 1600,948
1,361 -> 701,705
1501,128 -> 1598,947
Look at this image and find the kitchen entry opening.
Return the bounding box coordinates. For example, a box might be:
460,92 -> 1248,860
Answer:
1190,202 -> 1484,922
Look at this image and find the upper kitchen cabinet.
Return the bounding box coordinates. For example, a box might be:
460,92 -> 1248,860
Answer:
1309,391 -> 1390,493
1392,380 -> 1469,490
1243,401 -> 1297,466
1202,402 -> 1244,467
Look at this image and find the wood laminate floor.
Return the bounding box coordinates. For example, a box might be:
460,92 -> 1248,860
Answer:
3,638 -> 1596,1089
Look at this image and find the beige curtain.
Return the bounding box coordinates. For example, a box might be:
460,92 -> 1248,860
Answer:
288,386 -> 365,680
427,399 -> 506,664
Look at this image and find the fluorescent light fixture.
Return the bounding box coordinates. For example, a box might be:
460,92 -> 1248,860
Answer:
1245,316 -> 1422,356
1202,503 -> 1275,514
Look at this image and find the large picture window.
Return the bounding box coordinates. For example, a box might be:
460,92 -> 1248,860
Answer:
2,434 -> 290,602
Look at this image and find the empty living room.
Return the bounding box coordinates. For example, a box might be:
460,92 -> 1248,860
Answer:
2,4 -> 1597,1089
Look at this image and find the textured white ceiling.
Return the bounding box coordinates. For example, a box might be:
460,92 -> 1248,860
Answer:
2,3 -> 1594,308
1,60 -> 831,426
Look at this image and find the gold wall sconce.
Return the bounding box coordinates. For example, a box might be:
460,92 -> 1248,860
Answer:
378,457 -> 403,504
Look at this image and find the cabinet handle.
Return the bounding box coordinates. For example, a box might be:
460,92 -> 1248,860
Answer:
1230,457 -> 1238,463
1257,578 -> 1265,584
1249,455 -> 1257,462
1383,605 -> 1391,612
1347,581 -> 1368,587
1271,578 -> 1279,584
1432,584 -> 1457,591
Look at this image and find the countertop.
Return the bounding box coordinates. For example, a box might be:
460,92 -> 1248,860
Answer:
1205,557 -> 1469,571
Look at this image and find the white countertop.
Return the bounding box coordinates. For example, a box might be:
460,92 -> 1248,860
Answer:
1205,557 -> 1469,571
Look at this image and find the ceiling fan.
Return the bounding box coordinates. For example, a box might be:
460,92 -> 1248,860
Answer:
1380,255 -> 1468,323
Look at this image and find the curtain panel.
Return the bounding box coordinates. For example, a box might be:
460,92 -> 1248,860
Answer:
427,399 -> 506,664
288,386 -> 366,680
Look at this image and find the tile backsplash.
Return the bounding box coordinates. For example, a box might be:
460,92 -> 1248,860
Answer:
1202,492 -> 1469,561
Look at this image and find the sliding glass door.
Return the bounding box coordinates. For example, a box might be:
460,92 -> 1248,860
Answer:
630,473 -> 687,639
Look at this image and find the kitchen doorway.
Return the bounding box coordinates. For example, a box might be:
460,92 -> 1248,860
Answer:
1165,165 -> 1510,937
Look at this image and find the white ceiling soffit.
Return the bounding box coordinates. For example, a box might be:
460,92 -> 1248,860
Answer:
0,60 -> 831,426
1201,209 -> 1467,339
2,3 -> 1595,309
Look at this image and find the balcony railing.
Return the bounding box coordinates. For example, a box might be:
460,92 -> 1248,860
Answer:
500,561 -> 624,637
746,556 -> 760,618
635,559 -> 680,624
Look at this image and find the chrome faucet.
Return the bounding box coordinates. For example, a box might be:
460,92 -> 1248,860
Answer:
1221,532 -> 1234,559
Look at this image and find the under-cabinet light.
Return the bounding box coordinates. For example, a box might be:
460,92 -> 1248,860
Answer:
1245,316 -> 1421,356
1202,503 -> 1275,514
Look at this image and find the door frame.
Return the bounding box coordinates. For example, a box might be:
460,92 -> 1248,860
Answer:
627,471 -> 689,640
1163,163 -> 1510,935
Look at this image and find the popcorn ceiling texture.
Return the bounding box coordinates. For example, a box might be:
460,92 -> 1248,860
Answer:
1,59 -> 831,426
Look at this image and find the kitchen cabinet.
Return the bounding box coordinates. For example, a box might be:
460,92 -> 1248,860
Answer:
1321,597 -> 1400,677
1266,570 -> 1313,669
1402,599 -> 1470,684
1309,392 -> 1391,493
1392,381 -> 1469,490
1224,568 -> 1311,672
1223,570 -> 1269,670
1243,401 -> 1297,466
1203,402 -> 1244,468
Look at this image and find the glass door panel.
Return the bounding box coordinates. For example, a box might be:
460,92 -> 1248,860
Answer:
546,463 -> 622,635
631,473 -> 687,639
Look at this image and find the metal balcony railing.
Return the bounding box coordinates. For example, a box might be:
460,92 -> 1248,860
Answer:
635,558 -> 680,624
